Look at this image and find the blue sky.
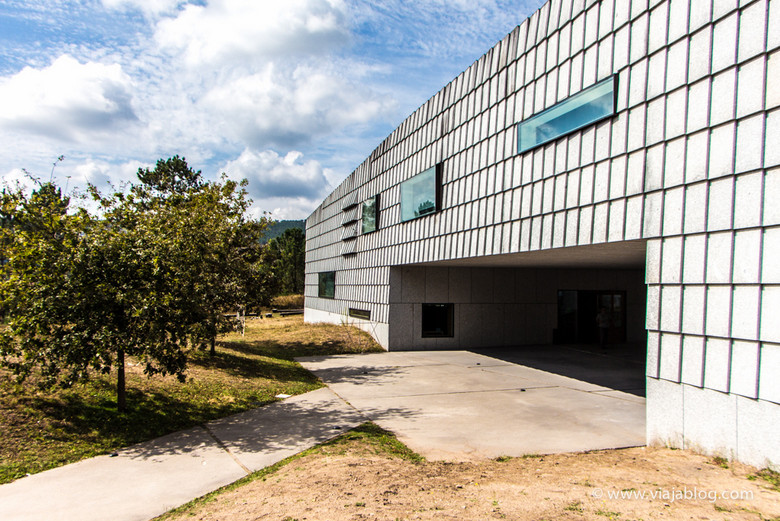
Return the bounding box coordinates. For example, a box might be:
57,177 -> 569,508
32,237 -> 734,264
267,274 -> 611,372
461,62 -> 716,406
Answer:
0,0 -> 544,219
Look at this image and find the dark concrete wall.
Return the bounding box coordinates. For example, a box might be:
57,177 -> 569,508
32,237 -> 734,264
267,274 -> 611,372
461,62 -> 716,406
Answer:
388,266 -> 646,350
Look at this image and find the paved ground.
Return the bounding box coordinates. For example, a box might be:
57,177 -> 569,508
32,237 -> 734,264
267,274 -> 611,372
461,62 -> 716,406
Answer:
0,347 -> 646,521
298,348 -> 646,460
475,343 -> 647,396
0,388 -> 366,521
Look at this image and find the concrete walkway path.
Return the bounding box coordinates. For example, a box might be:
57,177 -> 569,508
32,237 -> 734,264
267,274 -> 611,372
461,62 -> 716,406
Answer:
0,388 -> 366,521
299,350 -> 646,461
0,349 -> 645,521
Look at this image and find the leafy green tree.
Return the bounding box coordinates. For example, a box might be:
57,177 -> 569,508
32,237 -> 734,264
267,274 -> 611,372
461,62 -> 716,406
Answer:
264,227 -> 306,297
0,182 -> 94,387
0,157 -> 268,410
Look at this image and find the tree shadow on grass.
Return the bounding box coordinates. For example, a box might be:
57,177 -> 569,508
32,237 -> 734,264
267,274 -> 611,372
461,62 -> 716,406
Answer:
26,384 -> 249,450
187,349 -> 318,383
14,350 -> 322,458
217,339 -> 371,361
1,327 -> 383,482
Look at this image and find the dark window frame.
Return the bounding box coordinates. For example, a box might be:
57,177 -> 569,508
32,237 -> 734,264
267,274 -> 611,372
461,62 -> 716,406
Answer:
317,271 -> 335,299
361,194 -> 379,234
516,74 -> 617,154
348,308 -> 371,320
400,164 -> 442,223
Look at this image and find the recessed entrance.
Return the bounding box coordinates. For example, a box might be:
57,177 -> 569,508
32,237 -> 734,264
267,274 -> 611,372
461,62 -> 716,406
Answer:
556,290 -> 627,344
392,240 -> 649,398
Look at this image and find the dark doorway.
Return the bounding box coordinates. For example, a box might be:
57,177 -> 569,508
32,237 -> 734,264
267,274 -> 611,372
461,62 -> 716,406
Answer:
556,290 -> 627,344
421,303 -> 454,337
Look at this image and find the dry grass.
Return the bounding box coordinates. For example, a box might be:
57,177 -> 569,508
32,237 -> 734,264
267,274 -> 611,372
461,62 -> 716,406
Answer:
0,315 -> 382,484
270,294 -> 304,309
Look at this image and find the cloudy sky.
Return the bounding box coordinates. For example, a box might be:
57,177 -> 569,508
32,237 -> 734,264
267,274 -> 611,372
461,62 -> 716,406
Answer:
0,0 -> 544,219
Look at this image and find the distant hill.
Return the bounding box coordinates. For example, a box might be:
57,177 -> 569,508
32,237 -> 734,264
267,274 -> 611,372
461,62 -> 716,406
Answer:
261,219 -> 305,243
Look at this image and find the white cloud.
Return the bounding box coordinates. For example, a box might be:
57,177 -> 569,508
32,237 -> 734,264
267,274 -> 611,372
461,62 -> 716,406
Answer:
201,63 -> 392,148
66,158 -> 148,190
223,148 -> 330,201
0,55 -> 138,142
247,196 -> 320,220
0,168 -> 35,193
155,0 -> 348,68
0,0 -> 546,219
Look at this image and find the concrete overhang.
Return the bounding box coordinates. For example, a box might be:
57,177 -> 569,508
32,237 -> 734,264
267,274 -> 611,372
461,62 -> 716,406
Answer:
413,239 -> 648,269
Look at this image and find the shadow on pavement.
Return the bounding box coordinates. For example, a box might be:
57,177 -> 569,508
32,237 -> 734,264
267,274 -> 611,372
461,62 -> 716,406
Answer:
301,364 -> 411,386
472,343 -> 646,397
119,387 -> 421,464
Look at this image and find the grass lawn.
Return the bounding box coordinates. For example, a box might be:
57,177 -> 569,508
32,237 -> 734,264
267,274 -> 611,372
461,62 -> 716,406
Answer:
0,315 -> 382,484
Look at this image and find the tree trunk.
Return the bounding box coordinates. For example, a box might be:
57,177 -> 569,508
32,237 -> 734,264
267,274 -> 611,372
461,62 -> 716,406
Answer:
239,307 -> 245,336
210,336 -> 216,356
117,349 -> 126,412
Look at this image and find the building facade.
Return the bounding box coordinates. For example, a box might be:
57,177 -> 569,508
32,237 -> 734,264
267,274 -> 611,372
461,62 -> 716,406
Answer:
305,0 -> 780,469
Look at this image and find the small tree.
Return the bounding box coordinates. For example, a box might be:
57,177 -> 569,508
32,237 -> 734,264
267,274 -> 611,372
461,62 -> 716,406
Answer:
0,157 -> 268,410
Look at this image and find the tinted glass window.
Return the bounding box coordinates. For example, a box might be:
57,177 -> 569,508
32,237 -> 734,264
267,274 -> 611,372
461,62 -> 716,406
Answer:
400,166 -> 437,222
318,271 -> 335,299
361,195 -> 378,234
517,76 -> 615,153
348,308 -> 371,320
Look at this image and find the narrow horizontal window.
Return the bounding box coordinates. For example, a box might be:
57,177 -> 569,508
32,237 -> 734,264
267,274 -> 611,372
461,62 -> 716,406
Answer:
318,271 -> 335,299
361,195 -> 379,234
400,165 -> 440,222
348,308 -> 371,320
517,75 -> 616,153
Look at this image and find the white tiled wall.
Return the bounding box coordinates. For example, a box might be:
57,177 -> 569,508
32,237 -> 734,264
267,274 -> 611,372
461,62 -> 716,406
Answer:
305,0 -> 780,469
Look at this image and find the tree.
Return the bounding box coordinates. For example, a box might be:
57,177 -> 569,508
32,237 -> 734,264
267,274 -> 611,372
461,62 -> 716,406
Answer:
264,227 -> 306,296
0,157 -> 268,410
0,182 -> 95,388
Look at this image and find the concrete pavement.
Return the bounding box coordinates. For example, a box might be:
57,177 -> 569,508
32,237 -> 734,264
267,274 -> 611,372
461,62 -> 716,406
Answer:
298,349 -> 646,460
0,388 -> 366,521
0,348 -> 646,521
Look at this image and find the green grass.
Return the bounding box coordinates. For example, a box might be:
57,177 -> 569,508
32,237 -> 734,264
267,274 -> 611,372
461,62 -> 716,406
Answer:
153,422 -> 421,521
712,456 -> 729,469
316,422 -> 424,463
754,468 -> 780,492
0,316 -> 382,484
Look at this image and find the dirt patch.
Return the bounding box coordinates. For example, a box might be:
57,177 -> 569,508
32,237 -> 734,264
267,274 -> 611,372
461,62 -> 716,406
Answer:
163,436 -> 780,521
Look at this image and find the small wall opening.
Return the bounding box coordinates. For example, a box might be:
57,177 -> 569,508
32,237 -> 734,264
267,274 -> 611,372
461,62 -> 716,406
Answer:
421,303 -> 454,337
